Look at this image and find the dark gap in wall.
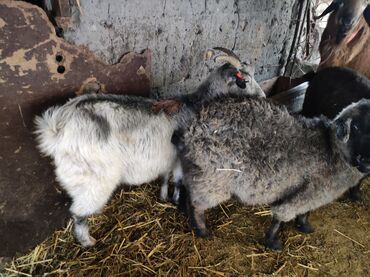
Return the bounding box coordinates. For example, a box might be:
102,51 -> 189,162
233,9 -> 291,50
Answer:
22,0 -> 44,9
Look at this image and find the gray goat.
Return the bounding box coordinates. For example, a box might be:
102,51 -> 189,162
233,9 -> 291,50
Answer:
34,48 -> 265,247
177,96 -> 369,250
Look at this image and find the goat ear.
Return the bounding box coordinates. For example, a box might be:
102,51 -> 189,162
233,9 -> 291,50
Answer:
363,5 -> 370,28
319,115 -> 331,129
335,118 -> 352,143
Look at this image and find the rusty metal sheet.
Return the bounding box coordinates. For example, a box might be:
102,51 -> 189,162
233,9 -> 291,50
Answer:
0,0 -> 151,257
0,1 -> 151,101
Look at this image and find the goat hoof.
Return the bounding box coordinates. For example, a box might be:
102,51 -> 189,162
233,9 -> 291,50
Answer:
171,196 -> 179,206
265,239 -> 282,251
348,187 -> 362,202
349,194 -> 362,202
195,228 -> 211,238
159,197 -> 168,203
171,189 -> 180,205
159,193 -> 168,203
80,236 -> 96,247
296,223 -> 314,234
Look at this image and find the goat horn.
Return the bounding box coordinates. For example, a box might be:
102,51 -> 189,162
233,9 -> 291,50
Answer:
204,47 -> 242,68
214,54 -> 242,69
204,49 -> 216,60
213,47 -> 241,61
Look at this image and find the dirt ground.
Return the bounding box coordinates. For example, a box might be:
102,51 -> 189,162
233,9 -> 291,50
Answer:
1,180 -> 369,276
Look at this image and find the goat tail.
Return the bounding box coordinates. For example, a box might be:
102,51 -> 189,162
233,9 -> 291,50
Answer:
34,106 -> 64,157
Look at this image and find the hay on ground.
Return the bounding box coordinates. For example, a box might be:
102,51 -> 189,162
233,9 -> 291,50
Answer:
1,180 -> 369,276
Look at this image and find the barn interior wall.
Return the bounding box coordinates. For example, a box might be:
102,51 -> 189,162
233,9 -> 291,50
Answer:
65,0 -> 299,96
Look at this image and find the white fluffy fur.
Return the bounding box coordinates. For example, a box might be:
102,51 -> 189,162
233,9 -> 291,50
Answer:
35,95 -> 182,246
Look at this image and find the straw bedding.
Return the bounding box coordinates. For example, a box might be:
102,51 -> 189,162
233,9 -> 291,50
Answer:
1,180 -> 369,276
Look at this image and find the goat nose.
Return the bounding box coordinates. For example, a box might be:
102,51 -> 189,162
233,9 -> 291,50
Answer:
356,156 -> 370,173
361,157 -> 370,167
236,78 -> 246,89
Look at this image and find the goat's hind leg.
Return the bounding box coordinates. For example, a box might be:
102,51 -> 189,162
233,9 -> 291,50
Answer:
187,183 -> 228,238
187,178 -> 230,238
265,217 -> 283,251
348,175 -> 368,202
160,173 -> 170,201
170,129 -> 186,204
295,212 -> 314,233
171,158 -> 184,204
69,182 -> 115,247
72,214 -> 96,247
188,203 -> 209,237
348,184 -> 361,202
160,154 -> 184,204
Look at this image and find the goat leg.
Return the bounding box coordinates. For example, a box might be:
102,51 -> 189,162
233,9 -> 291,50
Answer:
265,217 -> 283,251
295,212 -> 314,233
188,204 -> 210,238
348,184 -> 362,202
72,215 -> 96,247
171,158 -> 184,205
160,173 -> 170,201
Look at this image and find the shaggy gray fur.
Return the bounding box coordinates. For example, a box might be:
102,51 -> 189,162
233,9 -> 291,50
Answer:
181,96 -> 364,248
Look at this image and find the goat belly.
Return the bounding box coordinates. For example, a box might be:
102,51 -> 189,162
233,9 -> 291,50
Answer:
119,140 -> 178,186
